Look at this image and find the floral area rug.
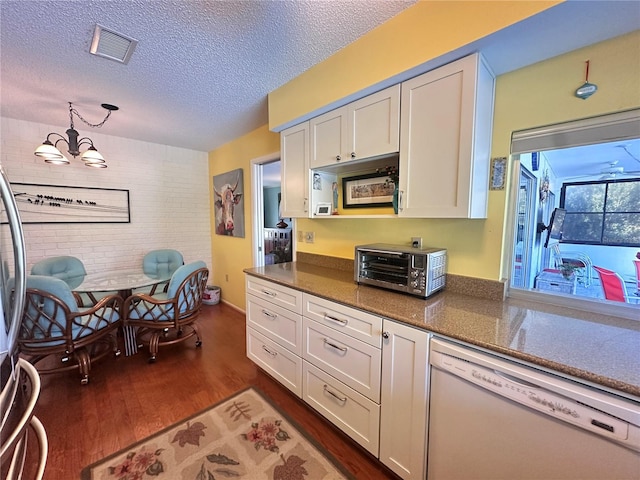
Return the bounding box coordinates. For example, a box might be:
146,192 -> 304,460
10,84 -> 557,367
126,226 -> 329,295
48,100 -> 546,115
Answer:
81,387 -> 353,480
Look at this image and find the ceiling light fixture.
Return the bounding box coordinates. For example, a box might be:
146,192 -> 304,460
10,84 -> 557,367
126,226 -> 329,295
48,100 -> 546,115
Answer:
34,102 -> 118,168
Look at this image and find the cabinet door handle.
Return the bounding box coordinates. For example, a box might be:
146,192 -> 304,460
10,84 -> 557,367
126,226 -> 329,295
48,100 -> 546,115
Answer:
261,289 -> 277,297
323,338 -> 348,354
336,155 -> 341,162
323,384 -> 347,404
398,190 -> 404,212
382,331 -> 389,339
261,309 -> 277,319
262,345 -> 277,357
324,314 -> 348,326
350,152 -> 356,159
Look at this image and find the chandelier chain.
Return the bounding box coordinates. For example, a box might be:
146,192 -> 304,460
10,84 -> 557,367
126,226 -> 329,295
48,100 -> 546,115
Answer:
68,102 -> 112,130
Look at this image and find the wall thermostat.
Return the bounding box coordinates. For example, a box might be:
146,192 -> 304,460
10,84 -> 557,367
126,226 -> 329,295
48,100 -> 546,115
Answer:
315,203 -> 332,216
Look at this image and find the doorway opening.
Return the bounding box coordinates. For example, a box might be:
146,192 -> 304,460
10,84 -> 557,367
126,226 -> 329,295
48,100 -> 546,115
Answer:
250,154 -> 293,267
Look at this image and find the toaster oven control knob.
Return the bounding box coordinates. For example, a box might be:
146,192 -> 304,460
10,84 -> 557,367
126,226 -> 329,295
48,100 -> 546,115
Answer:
411,280 -> 419,288
410,270 -> 419,278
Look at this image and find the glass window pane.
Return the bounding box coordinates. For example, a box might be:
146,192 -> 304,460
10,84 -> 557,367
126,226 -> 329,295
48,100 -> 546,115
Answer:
562,213 -> 603,242
603,213 -> 640,244
564,184 -> 605,212
607,182 -> 640,212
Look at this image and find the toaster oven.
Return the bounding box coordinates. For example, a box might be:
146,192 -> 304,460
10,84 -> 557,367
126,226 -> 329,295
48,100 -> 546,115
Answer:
355,243 -> 446,298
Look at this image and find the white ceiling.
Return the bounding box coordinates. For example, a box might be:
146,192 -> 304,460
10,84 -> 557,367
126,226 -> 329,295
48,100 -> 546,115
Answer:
0,0 -> 638,157
0,0 -> 416,153
542,139 -> 640,182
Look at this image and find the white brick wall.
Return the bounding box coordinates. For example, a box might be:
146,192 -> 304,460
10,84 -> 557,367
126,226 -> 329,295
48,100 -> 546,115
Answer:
0,117 -> 212,275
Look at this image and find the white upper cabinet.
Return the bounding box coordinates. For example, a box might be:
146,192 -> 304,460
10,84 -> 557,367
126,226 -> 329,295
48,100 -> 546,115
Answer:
281,122 -> 310,218
398,53 -> 495,218
310,85 -> 400,169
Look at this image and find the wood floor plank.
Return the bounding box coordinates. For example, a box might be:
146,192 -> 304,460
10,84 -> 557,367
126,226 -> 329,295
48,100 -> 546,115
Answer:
26,302 -> 401,479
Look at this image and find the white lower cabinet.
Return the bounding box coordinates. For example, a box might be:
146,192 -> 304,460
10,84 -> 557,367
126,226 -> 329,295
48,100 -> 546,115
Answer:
303,361 -> 380,456
300,293 -> 383,455
379,320 -> 430,480
303,317 -> 381,403
246,328 -> 303,397
246,294 -> 302,355
245,276 -> 429,479
245,276 -> 303,397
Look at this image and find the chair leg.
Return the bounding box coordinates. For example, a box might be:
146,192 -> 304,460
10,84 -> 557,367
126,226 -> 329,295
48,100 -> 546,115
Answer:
148,331 -> 161,363
75,348 -> 91,385
110,333 -> 122,358
193,323 -> 202,348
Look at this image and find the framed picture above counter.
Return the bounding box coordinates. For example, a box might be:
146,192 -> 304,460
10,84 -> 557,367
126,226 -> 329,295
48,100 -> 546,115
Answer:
342,172 -> 394,209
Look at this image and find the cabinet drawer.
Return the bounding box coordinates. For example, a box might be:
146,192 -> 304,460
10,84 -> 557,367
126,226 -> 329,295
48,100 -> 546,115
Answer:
303,294 -> 382,347
246,293 -> 302,355
303,361 -> 380,456
247,328 -> 302,397
303,318 -> 381,402
245,275 -> 303,314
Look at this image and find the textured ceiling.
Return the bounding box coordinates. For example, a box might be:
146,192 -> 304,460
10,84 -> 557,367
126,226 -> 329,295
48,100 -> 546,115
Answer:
0,0 -> 638,155
0,0 -> 416,152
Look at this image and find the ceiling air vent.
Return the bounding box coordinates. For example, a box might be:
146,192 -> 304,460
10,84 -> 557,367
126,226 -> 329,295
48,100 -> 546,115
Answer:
90,24 -> 138,64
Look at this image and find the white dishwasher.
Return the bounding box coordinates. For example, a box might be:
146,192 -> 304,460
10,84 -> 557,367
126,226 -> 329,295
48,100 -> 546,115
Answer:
427,337 -> 640,480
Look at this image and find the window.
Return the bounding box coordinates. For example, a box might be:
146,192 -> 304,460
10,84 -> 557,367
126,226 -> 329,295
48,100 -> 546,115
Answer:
561,179 -> 640,247
508,109 -> 640,317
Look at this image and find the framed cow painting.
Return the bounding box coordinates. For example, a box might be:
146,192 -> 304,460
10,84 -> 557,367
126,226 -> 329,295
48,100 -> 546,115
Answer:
213,168 -> 245,237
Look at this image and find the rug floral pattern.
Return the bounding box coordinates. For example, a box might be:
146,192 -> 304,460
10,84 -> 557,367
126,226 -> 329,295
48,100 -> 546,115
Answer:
82,388 -> 352,480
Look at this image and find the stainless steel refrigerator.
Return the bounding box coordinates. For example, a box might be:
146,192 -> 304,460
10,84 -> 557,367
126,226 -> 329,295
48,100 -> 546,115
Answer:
0,165 -> 47,479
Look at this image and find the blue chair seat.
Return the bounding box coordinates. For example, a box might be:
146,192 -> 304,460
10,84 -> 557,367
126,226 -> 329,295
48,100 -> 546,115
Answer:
124,261 -> 208,362
19,275 -> 123,384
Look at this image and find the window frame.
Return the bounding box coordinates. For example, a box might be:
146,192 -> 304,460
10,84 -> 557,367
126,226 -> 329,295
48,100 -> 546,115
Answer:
559,178 -> 640,248
506,109 -> 640,321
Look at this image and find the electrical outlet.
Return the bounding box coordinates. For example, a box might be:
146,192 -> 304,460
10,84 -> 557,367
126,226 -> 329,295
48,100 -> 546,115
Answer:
305,231 -> 315,243
297,230 -> 304,242
412,237 -> 422,248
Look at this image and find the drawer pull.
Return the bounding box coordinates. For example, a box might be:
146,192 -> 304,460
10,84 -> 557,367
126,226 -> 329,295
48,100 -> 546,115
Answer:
261,289 -> 277,297
323,338 -> 348,354
324,314 -> 348,326
262,345 -> 277,357
323,384 -> 347,404
261,309 -> 277,319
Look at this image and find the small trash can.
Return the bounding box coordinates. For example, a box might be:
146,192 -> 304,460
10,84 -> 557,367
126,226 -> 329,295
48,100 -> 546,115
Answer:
202,285 -> 221,305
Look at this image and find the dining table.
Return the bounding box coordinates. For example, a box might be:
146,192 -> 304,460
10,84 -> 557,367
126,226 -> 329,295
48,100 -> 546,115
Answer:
74,269 -> 172,355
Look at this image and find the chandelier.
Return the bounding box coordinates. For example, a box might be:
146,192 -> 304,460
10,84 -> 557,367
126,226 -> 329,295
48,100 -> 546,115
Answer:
34,102 -> 118,168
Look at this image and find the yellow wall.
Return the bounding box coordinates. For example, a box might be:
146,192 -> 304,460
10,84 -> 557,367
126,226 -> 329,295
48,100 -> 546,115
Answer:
295,31 -> 640,279
268,0 -> 561,129
209,125 -> 280,308
493,30 -> 640,278
210,0 -> 639,310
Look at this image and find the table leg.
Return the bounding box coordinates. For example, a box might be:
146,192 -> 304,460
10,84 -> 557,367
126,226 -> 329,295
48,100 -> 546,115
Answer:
119,288 -> 139,356
123,326 -> 138,356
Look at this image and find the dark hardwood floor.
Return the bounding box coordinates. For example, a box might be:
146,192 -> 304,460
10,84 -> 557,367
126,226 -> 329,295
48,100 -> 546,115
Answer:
27,302 -> 399,479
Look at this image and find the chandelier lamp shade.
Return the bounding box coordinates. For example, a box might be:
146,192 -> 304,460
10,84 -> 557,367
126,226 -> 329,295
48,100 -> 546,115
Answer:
34,102 -> 118,168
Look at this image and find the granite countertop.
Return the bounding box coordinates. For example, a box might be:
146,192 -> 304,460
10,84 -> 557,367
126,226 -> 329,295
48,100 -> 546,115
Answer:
244,260 -> 640,400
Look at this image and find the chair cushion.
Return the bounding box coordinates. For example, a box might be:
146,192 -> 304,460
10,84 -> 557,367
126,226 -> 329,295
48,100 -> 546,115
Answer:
126,293 -> 172,321
143,249 -> 184,278
31,256 -> 87,289
27,275 -> 79,313
21,275 -> 79,346
167,260 -> 206,300
22,276 -> 120,347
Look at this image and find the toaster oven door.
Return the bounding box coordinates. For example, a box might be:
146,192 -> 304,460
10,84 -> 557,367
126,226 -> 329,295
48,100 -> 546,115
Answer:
357,250 -> 410,291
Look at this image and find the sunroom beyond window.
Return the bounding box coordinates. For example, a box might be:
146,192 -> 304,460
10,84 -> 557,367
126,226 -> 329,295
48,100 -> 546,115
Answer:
508,109 -> 640,316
